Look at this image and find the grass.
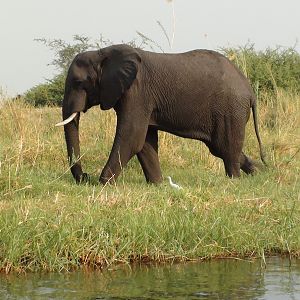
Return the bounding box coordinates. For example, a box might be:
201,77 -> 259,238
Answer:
0,90 -> 299,273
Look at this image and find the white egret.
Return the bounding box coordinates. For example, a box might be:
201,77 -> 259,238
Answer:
167,176 -> 183,190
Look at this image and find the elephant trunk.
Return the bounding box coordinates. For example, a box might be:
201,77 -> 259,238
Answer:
62,105 -> 84,183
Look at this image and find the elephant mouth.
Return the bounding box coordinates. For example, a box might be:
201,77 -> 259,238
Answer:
55,112 -> 78,127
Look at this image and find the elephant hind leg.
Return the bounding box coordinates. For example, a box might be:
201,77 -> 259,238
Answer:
223,153 -> 258,177
206,114 -> 248,178
207,144 -> 241,177
207,142 -> 242,178
137,127 -> 163,184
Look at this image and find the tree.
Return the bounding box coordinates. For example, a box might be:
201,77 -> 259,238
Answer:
24,35 -> 113,106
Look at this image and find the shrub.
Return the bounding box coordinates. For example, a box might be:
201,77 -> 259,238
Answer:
24,35 -> 113,107
24,74 -> 65,107
221,44 -> 300,94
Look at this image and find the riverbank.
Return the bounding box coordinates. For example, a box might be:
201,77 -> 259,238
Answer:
1,258 -> 299,298
0,91 -> 299,273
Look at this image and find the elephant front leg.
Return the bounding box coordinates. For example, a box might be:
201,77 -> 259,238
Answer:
137,128 -> 163,184
99,120 -> 149,185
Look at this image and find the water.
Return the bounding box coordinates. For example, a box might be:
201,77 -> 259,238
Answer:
0,257 -> 299,299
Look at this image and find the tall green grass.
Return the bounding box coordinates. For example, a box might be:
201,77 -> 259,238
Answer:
0,89 -> 299,273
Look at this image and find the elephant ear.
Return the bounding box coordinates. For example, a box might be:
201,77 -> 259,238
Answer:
99,46 -> 141,110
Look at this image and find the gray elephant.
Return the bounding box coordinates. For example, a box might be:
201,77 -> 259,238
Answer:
56,44 -> 265,184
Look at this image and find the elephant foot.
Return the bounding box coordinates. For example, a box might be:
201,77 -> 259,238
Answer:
145,176 -> 163,184
240,154 -> 264,175
99,169 -> 116,185
224,161 -> 241,178
241,159 -> 256,175
75,173 -> 90,184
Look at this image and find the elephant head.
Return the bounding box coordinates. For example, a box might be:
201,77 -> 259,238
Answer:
55,45 -> 141,183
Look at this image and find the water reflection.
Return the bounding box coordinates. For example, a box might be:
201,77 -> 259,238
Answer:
0,257 -> 299,299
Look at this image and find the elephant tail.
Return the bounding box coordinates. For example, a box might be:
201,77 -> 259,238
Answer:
252,100 -> 267,165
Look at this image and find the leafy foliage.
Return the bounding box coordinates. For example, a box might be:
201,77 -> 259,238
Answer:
34,35 -> 113,73
221,44 -> 300,94
24,35 -> 113,106
24,74 -> 65,107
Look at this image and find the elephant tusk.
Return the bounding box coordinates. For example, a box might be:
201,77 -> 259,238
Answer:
55,112 -> 78,127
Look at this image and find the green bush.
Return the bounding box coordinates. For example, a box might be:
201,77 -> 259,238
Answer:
221,44 -> 300,94
24,74 -> 65,107
24,35 -> 112,107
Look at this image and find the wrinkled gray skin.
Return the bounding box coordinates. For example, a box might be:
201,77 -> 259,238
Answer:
61,44 -> 265,184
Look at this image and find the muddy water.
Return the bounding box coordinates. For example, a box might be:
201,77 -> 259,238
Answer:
0,257 -> 299,299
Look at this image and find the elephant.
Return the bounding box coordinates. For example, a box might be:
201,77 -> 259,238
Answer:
56,44 -> 266,184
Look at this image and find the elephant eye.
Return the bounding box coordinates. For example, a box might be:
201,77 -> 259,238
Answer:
74,80 -> 83,88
